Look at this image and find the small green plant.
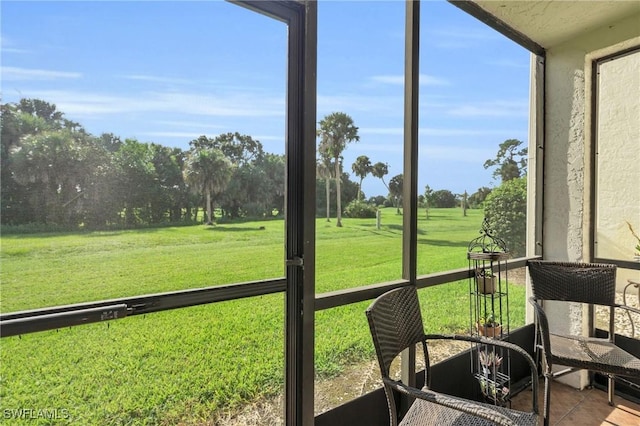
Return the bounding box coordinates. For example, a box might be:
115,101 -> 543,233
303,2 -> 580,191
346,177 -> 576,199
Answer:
478,350 -> 503,368
478,376 -> 510,403
626,221 -> 640,256
344,200 -> 378,218
477,313 -> 502,337
482,313 -> 498,327
476,268 -> 494,278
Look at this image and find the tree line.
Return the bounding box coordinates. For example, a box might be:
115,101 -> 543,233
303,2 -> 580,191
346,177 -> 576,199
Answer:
1,99 -> 286,228
2,98 -> 528,254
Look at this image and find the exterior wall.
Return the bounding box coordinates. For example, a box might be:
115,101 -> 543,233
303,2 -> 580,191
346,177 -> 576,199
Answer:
534,12 -> 640,389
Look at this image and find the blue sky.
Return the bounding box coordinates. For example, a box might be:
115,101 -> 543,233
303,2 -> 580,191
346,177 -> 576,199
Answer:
1,1 -> 530,198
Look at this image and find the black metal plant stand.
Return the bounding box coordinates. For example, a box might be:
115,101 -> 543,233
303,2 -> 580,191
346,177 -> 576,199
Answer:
468,219 -> 511,406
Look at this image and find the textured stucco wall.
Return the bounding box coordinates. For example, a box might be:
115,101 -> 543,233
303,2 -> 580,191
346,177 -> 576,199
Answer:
537,12 -> 640,389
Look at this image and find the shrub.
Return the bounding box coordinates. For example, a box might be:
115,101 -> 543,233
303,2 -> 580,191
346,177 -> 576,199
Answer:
344,200 -> 377,219
483,177 -> 526,257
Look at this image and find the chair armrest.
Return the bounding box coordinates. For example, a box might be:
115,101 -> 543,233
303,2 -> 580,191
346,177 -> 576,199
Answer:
383,377 -> 517,426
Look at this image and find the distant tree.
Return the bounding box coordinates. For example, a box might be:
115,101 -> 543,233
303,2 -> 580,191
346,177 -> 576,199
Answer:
218,153 -> 284,219
344,199 -> 377,219
258,153 -> 285,216
431,189 -> 458,208
368,195 -> 387,207
424,185 -> 434,219
484,139 -> 528,183
16,98 -> 65,132
1,99 -> 74,224
371,162 -> 390,193
96,133 -> 123,153
1,103 -> 29,224
11,128 -> 103,225
388,174 -> 403,214
468,186 -> 492,208
318,112 -> 359,227
189,132 -> 264,166
315,172 -> 358,218
183,148 -> 234,225
317,145 -> 334,222
191,133 -> 268,219
484,177 -> 527,257
111,138 -> 158,226
150,144 -> 186,222
351,155 -> 372,201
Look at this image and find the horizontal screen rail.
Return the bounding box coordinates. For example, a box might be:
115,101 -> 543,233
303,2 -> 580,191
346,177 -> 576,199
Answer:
1,278 -> 286,337
593,258 -> 640,271
1,304 -> 129,337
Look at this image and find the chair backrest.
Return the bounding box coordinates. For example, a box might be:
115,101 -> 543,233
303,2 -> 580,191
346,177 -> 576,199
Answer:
528,261 -> 617,306
366,286 -> 425,377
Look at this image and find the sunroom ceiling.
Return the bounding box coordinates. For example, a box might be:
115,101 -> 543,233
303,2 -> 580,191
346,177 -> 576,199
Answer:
473,0 -> 640,48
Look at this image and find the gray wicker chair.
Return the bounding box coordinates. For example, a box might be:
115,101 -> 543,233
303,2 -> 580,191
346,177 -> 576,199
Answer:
366,286 -> 539,426
528,260 -> 640,426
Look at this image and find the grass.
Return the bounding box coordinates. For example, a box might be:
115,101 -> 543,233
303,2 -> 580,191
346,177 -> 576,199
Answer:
0,208 -> 525,424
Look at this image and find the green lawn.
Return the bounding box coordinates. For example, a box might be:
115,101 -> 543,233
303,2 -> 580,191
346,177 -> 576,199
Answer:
0,208 -> 525,424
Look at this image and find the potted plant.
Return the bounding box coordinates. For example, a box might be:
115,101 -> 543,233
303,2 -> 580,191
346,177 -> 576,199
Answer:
475,268 -> 496,294
477,375 -> 510,404
478,349 -> 503,376
477,313 -> 502,338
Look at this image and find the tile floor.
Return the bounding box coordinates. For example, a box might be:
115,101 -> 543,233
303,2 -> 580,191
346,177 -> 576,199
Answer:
510,379 -> 640,425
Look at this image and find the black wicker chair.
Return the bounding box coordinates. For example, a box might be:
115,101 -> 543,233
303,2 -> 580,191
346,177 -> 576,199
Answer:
366,286 -> 539,426
528,260 -> 640,426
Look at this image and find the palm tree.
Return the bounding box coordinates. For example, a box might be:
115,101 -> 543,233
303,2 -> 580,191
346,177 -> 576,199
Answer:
318,112 -> 359,227
389,174 -> 403,214
371,162 -> 390,193
183,147 -> 234,225
351,155 -> 372,201
317,154 -> 333,222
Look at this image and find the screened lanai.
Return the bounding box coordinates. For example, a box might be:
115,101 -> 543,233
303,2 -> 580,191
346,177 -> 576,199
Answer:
1,1 -> 639,425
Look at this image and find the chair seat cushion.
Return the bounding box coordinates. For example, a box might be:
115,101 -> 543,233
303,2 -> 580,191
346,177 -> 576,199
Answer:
550,333 -> 640,377
399,390 -> 538,426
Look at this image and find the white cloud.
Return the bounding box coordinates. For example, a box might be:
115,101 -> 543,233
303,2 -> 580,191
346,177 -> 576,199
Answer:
317,94 -> 402,115
152,120 -> 225,129
253,135 -> 283,141
1,66 -> 82,81
0,36 -> 30,54
1,47 -> 30,54
140,131 -> 206,139
120,74 -> 193,85
487,59 -> 529,69
351,142 -> 497,164
359,127 -> 522,137
447,100 -> 528,118
22,89 -> 285,118
426,27 -> 500,50
420,145 -> 494,163
370,73 -> 449,86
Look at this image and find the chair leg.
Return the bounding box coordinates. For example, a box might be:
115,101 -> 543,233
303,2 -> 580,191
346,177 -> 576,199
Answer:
543,374 -> 551,426
608,375 -> 615,406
